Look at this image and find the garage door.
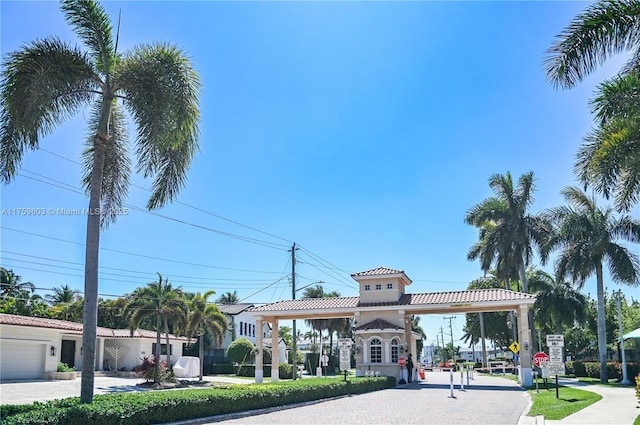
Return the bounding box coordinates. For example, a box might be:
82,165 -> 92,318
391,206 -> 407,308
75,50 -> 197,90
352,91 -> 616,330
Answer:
1,342 -> 45,380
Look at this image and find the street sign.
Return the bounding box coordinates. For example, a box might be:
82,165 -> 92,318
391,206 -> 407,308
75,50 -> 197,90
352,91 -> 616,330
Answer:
339,348 -> 350,371
398,356 -> 406,366
533,352 -> 550,367
509,341 -> 520,354
338,338 -> 352,350
549,346 -> 563,363
546,334 -> 564,347
548,362 -> 565,375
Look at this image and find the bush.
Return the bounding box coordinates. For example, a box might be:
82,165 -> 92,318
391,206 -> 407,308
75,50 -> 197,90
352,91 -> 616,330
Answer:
211,363 -> 235,374
1,377 -> 396,424
226,338 -> 254,365
635,374 -> 639,407
57,363 -> 74,373
134,355 -> 175,383
235,364 -> 271,377
278,363 -> 293,379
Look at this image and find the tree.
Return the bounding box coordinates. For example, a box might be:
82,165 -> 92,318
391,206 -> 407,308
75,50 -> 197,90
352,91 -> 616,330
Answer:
528,269 -> 587,335
226,338 -> 255,365
465,171 -> 550,348
217,291 -> 240,304
184,291 -> 228,380
411,316 -> 426,357
126,274 -> 187,372
46,284 -> 81,305
544,1 -> 640,211
0,0 -> 200,403
0,268 -> 35,299
542,186 -> 640,382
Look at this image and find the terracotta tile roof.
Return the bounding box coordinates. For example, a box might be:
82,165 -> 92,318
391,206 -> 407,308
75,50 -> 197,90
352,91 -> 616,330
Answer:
249,289 -> 535,313
0,313 -> 190,341
356,318 -> 403,331
250,296 -> 359,312
351,267 -> 406,277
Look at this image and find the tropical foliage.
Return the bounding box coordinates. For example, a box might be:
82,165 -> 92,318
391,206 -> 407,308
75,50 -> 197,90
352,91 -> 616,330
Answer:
545,0 -> 640,211
0,0 -> 200,403
542,186 -> 640,382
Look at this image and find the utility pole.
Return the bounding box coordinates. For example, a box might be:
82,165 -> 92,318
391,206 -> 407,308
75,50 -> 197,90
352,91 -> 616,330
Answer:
445,316 -> 455,359
290,243 -> 299,380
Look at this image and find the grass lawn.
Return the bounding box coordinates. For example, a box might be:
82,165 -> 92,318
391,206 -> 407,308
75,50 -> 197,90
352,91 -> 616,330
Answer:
527,384 -> 602,420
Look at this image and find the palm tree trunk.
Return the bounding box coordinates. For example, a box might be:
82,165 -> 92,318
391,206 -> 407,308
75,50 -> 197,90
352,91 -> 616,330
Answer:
199,333 -> 204,381
596,263 -> 608,383
164,317 -> 171,366
80,119 -> 109,404
155,312 -> 162,380
517,257 -> 537,352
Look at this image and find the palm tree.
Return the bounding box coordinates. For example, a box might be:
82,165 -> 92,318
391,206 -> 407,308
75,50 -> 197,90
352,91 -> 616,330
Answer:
46,284 -> 81,305
217,291 -> 240,304
184,291 -> 228,380
0,0 -> 200,403
544,1 -> 640,211
542,186 -> 640,382
465,171 -> 550,348
0,268 -> 35,299
575,72 -> 640,212
126,274 -> 187,370
528,269 -> 587,336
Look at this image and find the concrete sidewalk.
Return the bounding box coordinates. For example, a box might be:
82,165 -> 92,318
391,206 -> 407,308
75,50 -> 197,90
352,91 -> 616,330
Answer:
543,378 -> 638,425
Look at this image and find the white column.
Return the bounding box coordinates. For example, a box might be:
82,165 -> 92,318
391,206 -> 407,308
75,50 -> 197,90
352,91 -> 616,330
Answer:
96,338 -> 104,371
518,305 -> 533,387
255,317 -> 263,383
271,320 -> 279,382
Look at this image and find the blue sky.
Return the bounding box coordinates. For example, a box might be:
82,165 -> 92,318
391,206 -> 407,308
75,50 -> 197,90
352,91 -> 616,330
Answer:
1,1 -> 638,348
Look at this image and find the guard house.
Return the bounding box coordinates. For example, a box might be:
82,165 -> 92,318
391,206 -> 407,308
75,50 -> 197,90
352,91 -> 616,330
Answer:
352,267 -> 420,379
248,266 -> 536,386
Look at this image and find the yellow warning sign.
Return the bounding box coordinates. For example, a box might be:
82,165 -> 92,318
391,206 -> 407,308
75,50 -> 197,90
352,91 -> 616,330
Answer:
509,341 -> 520,354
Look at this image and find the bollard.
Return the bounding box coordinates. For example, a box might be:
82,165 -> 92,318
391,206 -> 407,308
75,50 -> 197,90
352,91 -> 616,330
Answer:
460,365 -> 465,391
466,364 -> 470,386
533,371 -> 539,393
448,368 -> 456,398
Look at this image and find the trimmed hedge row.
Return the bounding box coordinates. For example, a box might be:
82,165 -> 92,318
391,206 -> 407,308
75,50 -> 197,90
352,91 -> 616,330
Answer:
565,361 -> 639,380
1,376 -> 396,425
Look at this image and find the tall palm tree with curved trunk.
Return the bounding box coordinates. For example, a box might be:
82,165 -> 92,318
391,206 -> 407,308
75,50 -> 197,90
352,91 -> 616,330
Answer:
185,291 -> 228,380
465,171 -> 550,348
0,0 -> 200,403
126,274 -> 187,371
544,0 -> 640,211
217,291 -> 240,304
542,186 -> 640,382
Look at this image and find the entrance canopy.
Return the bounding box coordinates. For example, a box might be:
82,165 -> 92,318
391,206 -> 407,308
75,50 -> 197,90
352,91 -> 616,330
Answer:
247,288 -> 536,321
623,328 -> 640,340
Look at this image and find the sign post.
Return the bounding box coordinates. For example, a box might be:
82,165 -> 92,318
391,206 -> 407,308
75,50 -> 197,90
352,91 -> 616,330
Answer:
338,338 -> 352,373
546,335 -> 565,398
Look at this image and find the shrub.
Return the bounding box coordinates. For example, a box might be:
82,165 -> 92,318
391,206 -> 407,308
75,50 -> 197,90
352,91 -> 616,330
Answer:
211,363 -> 235,374
635,374 -> 639,407
57,363 -> 74,373
278,363 -> 293,379
134,355 -> 175,383
226,338 -> 254,365
1,377 -> 396,424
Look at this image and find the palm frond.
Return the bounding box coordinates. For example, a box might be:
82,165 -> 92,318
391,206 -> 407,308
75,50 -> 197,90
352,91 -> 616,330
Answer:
0,38 -> 98,182
605,242 -> 640,284
61,0 -> 115,74
590,72 -> 640,125
115,42 -> 200,210
82,100 -> 131,228
544,0 -> 640,89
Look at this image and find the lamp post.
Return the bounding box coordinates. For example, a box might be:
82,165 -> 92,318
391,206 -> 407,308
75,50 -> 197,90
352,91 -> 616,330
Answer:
614,290 -> 630,385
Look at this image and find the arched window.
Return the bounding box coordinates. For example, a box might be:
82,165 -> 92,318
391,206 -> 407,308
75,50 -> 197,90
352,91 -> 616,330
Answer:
391,338 -> 400,363
370,338 -> 382,363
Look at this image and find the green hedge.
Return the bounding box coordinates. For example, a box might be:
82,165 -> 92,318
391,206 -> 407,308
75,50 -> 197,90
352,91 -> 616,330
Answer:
1,376 -> 396,425
210,363 -> 235,374
565,361 -> 639,380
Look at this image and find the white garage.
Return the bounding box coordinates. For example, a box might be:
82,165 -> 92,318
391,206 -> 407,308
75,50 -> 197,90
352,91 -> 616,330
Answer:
1,341 -> 46,380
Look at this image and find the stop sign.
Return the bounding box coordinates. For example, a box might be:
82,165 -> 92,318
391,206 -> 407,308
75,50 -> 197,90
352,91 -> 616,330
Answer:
533,352 -> 549,367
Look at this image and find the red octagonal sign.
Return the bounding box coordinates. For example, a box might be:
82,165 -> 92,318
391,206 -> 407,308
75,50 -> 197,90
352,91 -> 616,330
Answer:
533,352 -> 550,367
